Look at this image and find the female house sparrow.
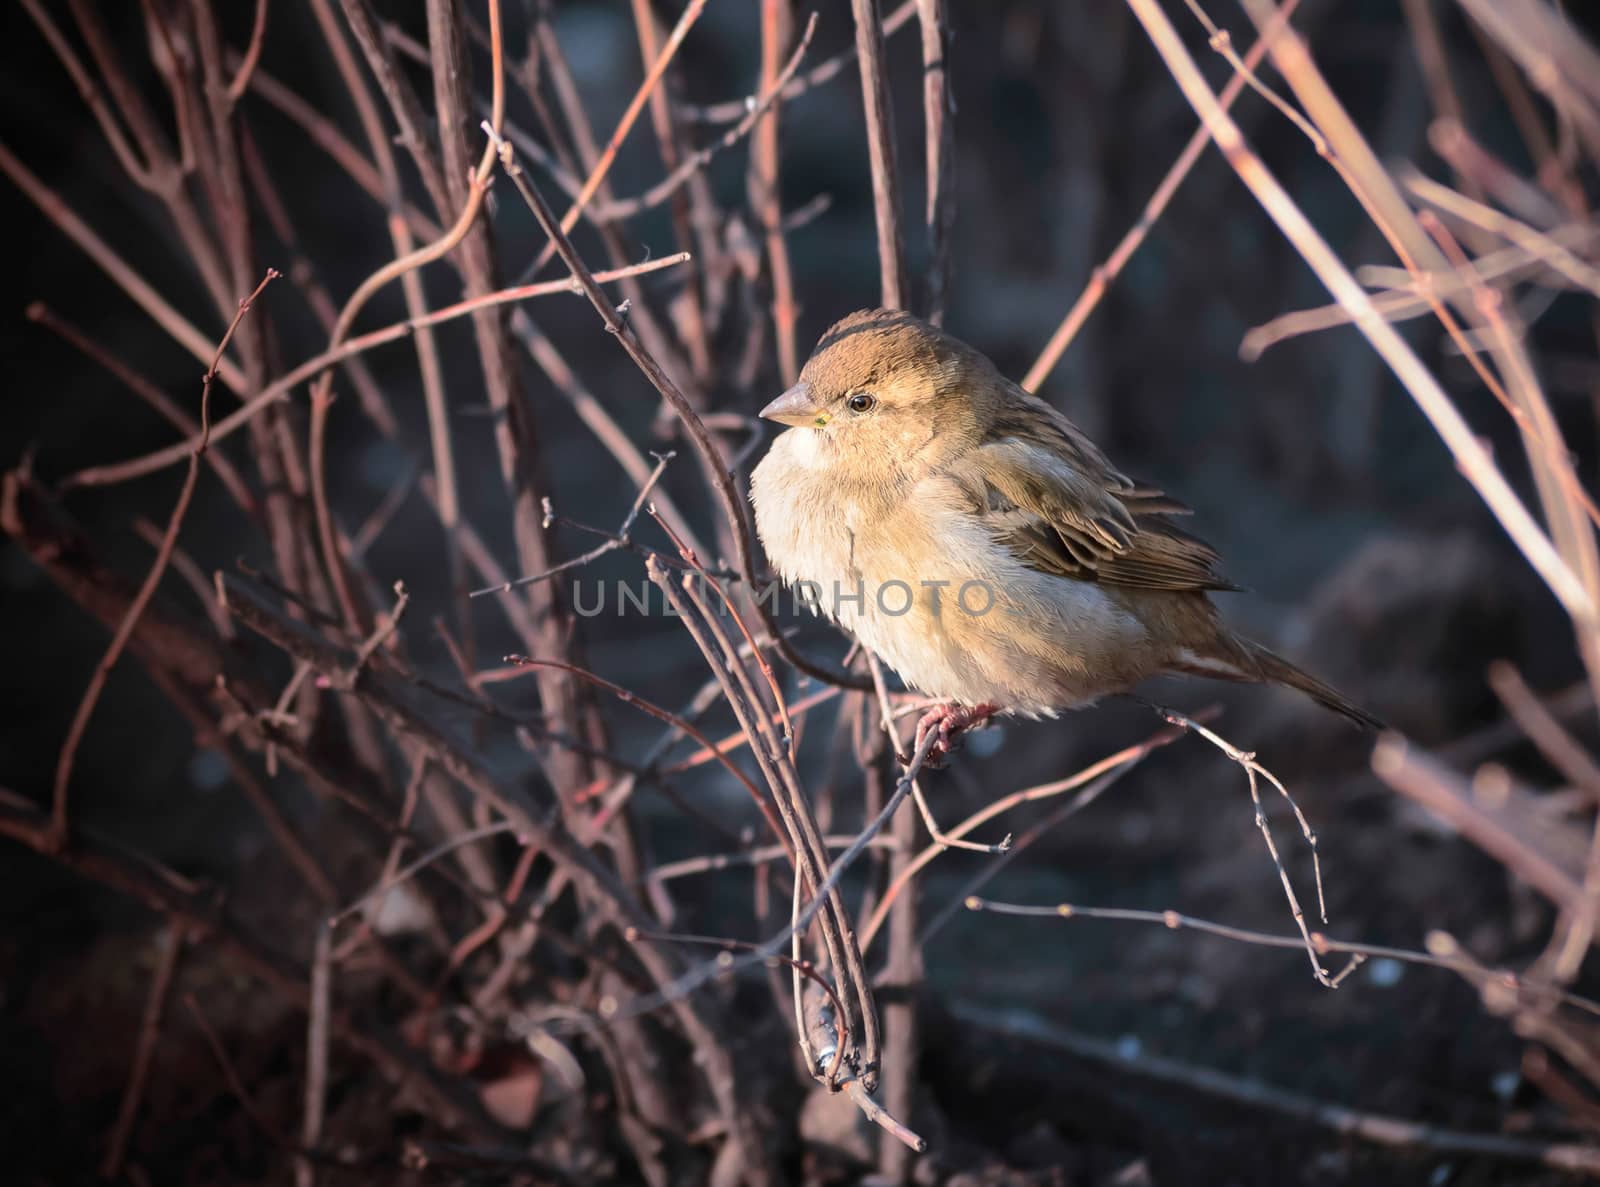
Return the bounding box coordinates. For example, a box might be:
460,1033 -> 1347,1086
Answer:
750,309 -> 1378,749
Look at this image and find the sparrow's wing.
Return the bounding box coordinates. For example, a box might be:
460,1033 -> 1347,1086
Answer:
961,395 -> 1238,593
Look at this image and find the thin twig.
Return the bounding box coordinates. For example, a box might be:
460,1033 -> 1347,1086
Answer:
850,0 -> 907,309
594,14 -> 819,230
862,722 -> 1185,951
101,924 -> 186,1178
1406,171 -> 1600,297
1242,227 -> 1600,356
587,728 -> 939,1035
648,834 -> 899,885
504,654 -> 784,843
963,897 -> 1600,1009
623,924 -> 851,1084
526,0 -> 710,275
1151,703 -> 1334,986
472,452 -> 675,596
50,270 -> 276,847
227,0 -> 271,102
343,581 -> 409,686
915,0 -> 953,324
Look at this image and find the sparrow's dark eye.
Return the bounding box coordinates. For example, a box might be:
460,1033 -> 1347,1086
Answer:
846,392 -> 876,413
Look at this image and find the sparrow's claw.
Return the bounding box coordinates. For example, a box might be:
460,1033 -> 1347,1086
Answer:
911,702 -> 999,768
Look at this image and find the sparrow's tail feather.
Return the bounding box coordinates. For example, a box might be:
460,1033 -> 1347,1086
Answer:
1171,635 -> 1384,731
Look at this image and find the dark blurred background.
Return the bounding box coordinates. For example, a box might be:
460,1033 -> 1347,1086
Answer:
5,1 -> 1600,1183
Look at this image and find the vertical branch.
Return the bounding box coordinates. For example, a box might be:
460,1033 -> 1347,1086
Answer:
315,0 -> 468,651
851,0 -> 908,309
629,0 -> 714,380
915,0 -> 953,324
298,923 -> 332,1187
753,0 -> 801,385
873,706 -> 920,1181
227,0 -> 272,102
422,0 -> 587,784
535,0 -> 709,254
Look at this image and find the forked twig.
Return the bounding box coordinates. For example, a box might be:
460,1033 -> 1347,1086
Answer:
863,654 -> 1010,854
471,451 -> 676,596
1146,703 -> 1335,987
50,269 -> 277,848
1023,0 -> 1302,391
861,721 -> 1188,950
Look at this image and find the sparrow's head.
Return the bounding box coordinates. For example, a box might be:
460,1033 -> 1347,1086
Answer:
759,309 -> 999,464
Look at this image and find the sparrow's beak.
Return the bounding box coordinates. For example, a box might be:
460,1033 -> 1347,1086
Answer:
759,382 -> 827,428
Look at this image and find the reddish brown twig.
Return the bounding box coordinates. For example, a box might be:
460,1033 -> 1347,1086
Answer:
26,303 -> 257,515
227,0 -> 272,102
682,1 -> 919,125
861,722 -> 1184,950
503,654 -> 784,845
850,0 -> 907,310
752,0 -> 801,386
1023,0 -> 1301,392
62,253 -> 691,492
473,451 -> 675,596
50,269 -> 277,849
915,0 -> 953,325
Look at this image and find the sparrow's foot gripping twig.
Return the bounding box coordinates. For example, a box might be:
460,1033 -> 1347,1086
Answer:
911,702 -> 1000,768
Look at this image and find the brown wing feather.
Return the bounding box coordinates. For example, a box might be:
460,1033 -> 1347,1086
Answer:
963,396 -> 1238,594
